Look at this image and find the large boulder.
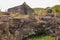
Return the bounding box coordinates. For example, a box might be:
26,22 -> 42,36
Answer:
0,14 -> 60,40
8,2 -> 34,15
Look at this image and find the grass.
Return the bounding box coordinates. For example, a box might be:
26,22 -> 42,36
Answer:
25,35 -> 55,40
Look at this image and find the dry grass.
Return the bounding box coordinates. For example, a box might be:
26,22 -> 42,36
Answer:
10,13 -> 29,19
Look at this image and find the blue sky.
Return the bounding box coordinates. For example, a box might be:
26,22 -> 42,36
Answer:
0,0 -> 60,11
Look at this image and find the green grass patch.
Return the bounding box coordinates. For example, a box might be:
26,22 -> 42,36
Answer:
25,35 -> 55,40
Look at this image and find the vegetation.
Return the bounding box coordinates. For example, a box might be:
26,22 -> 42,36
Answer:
25,35 -> 55,40
52,5 -> 60,16
33,5 -> 60,16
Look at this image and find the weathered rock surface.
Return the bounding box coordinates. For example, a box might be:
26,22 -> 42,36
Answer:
8,2 -> 34,15
0,15 -> 60,40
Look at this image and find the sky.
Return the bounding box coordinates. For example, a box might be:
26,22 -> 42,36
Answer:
0,0 -> 60,11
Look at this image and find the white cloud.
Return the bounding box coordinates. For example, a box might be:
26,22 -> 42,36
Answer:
0,0 -> 60,11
